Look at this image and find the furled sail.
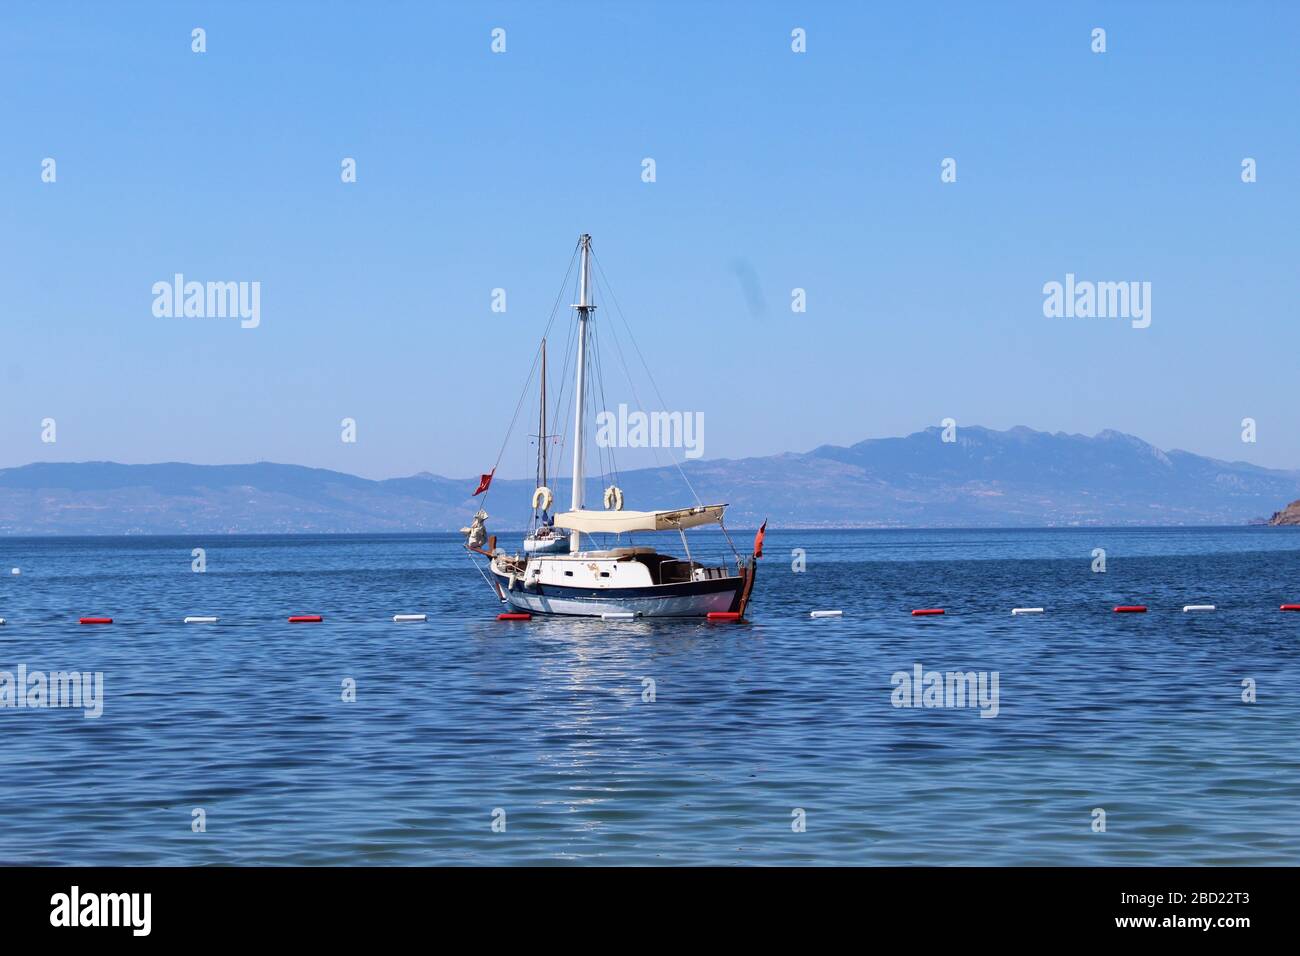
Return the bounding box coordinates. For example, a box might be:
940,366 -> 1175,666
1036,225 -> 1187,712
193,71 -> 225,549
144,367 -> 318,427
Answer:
461,510 -> 489,548
553,504 -> 726,534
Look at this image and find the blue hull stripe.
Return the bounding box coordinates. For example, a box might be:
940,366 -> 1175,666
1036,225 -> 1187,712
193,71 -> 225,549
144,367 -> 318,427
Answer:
507,576 -> 743,602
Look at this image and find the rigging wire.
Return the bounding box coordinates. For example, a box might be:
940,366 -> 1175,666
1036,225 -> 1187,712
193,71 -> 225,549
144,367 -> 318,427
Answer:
547,266 -> 580,493
589,315 -> 620,492
479,337 -> 542,513
588,254 -> 702,507
477,241 -> 580,512
479,238 -> 706,545
465,546 -> 502,599
589,268 -> 672,480
588,314 -> 638,547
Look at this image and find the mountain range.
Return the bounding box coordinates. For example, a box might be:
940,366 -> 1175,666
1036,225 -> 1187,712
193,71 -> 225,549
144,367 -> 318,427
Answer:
2,426 -> 1299,534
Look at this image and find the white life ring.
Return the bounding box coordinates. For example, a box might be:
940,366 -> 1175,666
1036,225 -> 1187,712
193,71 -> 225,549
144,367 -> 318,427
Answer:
603,485 -> 624,511
531,486 -> 553,512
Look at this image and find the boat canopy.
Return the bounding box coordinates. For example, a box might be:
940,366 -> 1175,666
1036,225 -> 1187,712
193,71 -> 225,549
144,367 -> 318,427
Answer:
553,504 -> 726,534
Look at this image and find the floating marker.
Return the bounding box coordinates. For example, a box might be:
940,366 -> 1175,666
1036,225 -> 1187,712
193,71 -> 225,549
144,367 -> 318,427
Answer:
1012,607 -> 1044,615
601,611 -> 636,620
911,608 -> 944,616
393,614 -> 427,623
1114,605 -> 1147,613
1183,605 -> 1215,613
0,618 -> 5,625
497,612 -> 531,621
184,616 -> 219,624
288,615 -> 323,623
707,611 -> 742,621
810,610 -> 843,618
10,568 -> 19,575
1281,604 -> 1300,612
79,617 -> 113,625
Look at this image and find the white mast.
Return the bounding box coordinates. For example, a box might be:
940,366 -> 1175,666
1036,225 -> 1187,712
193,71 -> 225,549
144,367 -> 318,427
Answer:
569,234 -> 594,552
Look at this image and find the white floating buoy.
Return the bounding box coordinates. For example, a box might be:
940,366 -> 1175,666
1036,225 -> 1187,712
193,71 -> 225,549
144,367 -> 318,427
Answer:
184,616 -> 219,624
810,610 -> 843,618
0,617 -> 6,625
1012,607 -> 1044,615
1183,604 -> 1216,612
10,568 -> 19,575
393,614 -> 427,623
601,611 -> 636,620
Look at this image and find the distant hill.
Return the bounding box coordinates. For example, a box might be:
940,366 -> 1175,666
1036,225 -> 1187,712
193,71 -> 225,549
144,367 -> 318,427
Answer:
1269,499 -> 1300,526
3,426 -> 1300,533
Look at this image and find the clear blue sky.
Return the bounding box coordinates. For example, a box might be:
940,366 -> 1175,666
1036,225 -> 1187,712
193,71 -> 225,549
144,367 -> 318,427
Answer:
2,1 -> 1297,480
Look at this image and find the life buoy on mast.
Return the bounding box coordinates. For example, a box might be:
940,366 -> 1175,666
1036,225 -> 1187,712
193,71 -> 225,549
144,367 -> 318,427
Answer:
531,486 -> 553,512
603,485 -> 624,511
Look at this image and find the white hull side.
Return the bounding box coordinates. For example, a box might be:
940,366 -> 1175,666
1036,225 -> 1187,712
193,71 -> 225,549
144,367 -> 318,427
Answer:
491,562 -> 744,618
501,587 -> 738,618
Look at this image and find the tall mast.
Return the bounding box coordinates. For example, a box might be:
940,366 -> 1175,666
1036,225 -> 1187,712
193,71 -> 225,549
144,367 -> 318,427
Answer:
538,337 -> 547,502
569,234 -> 593,552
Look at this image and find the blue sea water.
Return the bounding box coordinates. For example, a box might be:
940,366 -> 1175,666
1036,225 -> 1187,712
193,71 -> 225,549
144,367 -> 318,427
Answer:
1,527 -> 1299,866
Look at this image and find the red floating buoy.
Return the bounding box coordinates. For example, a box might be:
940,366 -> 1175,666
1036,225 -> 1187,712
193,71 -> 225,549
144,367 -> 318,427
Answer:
1281,604 -> 1300,612
288,615 -> 323,623
1114,605 -> 1147,613
497,612 -> 531,621
79,617 -> 113,625
911,608 -> 944,616
707,611 -> 742,621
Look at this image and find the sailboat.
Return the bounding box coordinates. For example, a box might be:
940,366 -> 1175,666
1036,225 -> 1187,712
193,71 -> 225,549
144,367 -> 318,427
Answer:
463,234 -> 760,619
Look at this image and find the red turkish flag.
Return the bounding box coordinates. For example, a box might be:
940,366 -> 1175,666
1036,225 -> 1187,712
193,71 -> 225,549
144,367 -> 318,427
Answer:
472,469 -> 494,496
753,519 -> 767,559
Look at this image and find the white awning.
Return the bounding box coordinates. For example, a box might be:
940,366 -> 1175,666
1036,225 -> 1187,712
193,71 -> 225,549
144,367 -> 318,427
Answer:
553,504 -> 727,534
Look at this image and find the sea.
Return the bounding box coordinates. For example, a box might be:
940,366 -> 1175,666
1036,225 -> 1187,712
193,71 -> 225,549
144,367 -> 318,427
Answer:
1,527 -> 1298,866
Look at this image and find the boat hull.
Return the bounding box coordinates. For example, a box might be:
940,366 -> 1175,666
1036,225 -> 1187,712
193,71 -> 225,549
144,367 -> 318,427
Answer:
493,568 -> 745,618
